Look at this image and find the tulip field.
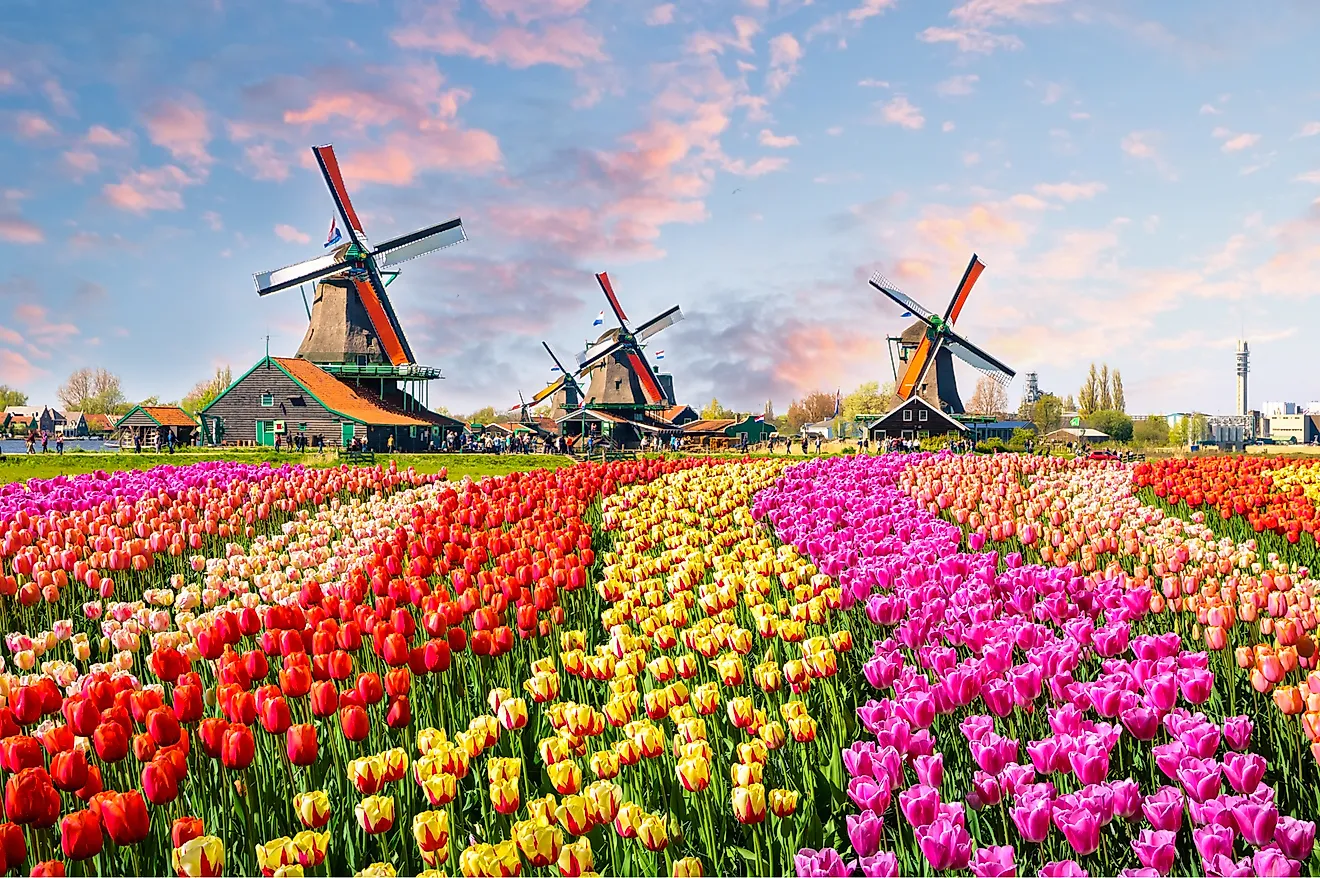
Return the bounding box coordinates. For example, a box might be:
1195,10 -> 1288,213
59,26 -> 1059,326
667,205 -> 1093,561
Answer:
0,454 -> 1318,877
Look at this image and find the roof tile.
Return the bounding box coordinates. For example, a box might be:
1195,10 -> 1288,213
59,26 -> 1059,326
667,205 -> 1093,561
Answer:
274,357 -> 439,427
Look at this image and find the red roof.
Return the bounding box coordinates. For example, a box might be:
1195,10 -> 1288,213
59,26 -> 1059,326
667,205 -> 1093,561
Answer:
682,418 -> 736,434
142,406 -> 197,428
274,358 -> 436,427
84,413 -> 114,432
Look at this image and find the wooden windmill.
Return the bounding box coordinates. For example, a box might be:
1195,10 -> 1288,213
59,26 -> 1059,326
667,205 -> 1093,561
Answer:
871,254 -> 1015,414
531,342 -> 590,413
253,144 -> 466,369
575,272 -> 683,409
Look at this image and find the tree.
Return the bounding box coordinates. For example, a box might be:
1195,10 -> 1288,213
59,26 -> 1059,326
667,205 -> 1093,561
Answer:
466,406 -> 499,425
180,366 -> 233,415
1098,365 -> 1113,411
1078,364 -> 1100,416
1088,409 -> 1133,443
1031,393 -> 1064,436
841,382 -> 891,421
0,385 -> 27,407
785,391 -> 838,432
58,368 -> 127,415
1133,415 -> 1169,446
1111,370 -> 1126,413
1188,414 -> 1209,445
1064,394 -> 1076,412
701,398 -> 734,420
965,376 -> 1009,417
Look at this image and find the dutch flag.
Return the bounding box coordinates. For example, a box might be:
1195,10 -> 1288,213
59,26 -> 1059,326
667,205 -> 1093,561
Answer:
901,310 -> 913,318
324,217 -> 342,249
832,390 -> 841,418
550,364 -> 562,372
593,311 -> 605,327
654,350 -> 665,360
754,414 -> 765,423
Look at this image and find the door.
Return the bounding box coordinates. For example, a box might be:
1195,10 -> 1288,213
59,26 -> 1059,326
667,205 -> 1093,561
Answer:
255,421 -> 275,446
341,423 -> 355,447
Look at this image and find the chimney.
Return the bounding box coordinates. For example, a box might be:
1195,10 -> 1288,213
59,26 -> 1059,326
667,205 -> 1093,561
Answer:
1236,340 -> 1249,418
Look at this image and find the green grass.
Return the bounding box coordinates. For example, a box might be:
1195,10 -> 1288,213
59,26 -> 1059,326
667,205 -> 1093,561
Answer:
0,448 -> 575,485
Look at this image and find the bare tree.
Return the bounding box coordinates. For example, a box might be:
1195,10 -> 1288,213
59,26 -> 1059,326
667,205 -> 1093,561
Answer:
1078,364 -> 1100,415
1098,364 -> 1113,411
180,366 -> 234,414
1111,370 -> 1126,413
966,376 -> 1008,416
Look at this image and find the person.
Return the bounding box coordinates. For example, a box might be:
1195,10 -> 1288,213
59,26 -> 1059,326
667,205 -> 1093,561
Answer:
133,432 -> 142,454
387,434 -> 394,453
800,434 -> 808,454
55,433 -> 63,455
814,435 -> 822,455
166,431 -> 176,454
41,431 -> 48,453
26,432 -> 35,454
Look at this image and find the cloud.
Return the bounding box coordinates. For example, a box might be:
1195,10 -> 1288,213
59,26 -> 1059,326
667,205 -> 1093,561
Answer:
879,96 -> 924,130
1199,103 -> 1220,115
919,27 -> 1023,53
645,4 -> 674,25
919,0 -> 1062,54
102,165 -> 196,213
201,210 -> 223,231
1295,171 -> 1320,184
1298,122 -> 1320,138
13,303 -> 78,346
74,280 -> 106,304
936,74 -> 979,97
0,191 -> 42,244
766,34 -> 802,96
477,0 -> 589,25
826,126 -> 844,136
963,151 -> 980,166
805,0 -> 897,46
1121,131 -> 1157,159
1033,180 -> 1106,202
725,156 -> 789,176
758,129 -> 799,148
144,96 -> 213,169
0,350 -> 38,385
15,112 -> 56,139
394,0 -> 606,69
943,121 -> 956,133
687,16 -> 761,56
62,149 -> 99,178
1040,82 -> 1064,104
1219,131 -> 1260,153
275,224 -> 310,244
858,78 -> 889,88
242,143 -> 290,181
85,125 -> 129,148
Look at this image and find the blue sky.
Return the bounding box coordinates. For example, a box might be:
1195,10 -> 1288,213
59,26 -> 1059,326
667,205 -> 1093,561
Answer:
2,0 -> 1319,416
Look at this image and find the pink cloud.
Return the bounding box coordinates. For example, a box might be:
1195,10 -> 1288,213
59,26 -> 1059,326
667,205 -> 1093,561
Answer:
63,150 -> 99,179
0,216 -> 43,244
759,129 -> 799,148
14,303 -> 78,345
243,143 -> 290,181
646,4 -> 675,25
687,16 -> 760,55
879,96 -> 925,130
766,34 -> 802,95
102,165 -> 195,213
393,2 -> 606,69
144,96 -> 213,168
86,125 -> 130,148
0,350 -> 39,385
15,112 -> 56,139
806,0 -> 897,45
478,0 -> 589,24
339,128 -> 502,185
936,74 -> 980,97
275,224 -> 310,244
725,156 -> 789,176
1033,180 -> 1107,201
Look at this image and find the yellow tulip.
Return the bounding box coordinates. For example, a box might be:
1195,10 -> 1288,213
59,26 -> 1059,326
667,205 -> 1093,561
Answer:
586,780 -> 623,824
513,816 -> 564,868
769,788 -> 799,818
468,714 -> 500,750
732,783 -> 767,825
348,754 -> 386,795
524,671 -> 561,703
355,862 -> 397,877
759,720 -> 786,750
354,795 -> 396,834
730,761 -> 763,787
738,739 -> 769,765
413,809 -> 450,853
487,756 -> 521,784
676,756 -> 711,792
291,831 -> 329,868
613,800 -> 645,839
558,837 -> 594,877
487,686 -> 513,714
673,856 -> 705,877
256,837 -> 297,872
381,747 -> 409,782
419,770 -> 457,807
548,759 -> 583,795
557,794 -> 595,836
690,682 -> 719,716
540,736 -> 571,765
752,660 -> 782,693
496,696 -> 528,731
272,866 -> 304,878
171,835 -> 225,878
589,749 -> 620,779
490,778 -> 521,815
293,790 -> 330,829
789,715 -> 818,743
727,696 -> 755,730
638,813 -> 669,852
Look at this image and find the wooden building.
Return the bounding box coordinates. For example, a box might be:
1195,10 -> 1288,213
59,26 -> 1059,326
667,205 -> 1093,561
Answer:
115,405 -> 198,448
658,404 -> 699,426
59,411 -> 88,437
866,396 -> 967,443
200,356 -> 463,451
84,413 -> 115,436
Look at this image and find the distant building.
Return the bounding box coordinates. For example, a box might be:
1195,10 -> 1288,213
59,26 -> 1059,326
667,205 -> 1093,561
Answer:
867,396 -> 967,443
1205,415 -> 1249,451
658,405 -> 699,427
1266,413 -> 1319,445
84,413 -> 115,436
1045,427 -> 1110,444
1262,401 -> 1299,417
1166,412 -> 1193,428
963,419 -> 1035,443
114,405 -> 199,448
59,411 -> 88,437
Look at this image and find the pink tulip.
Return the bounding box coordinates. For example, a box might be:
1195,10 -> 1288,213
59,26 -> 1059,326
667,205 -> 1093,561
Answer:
1273,816 -> 1316,861
1141,787 -> 1184,833
1038,860 -> 1088,877
914,817 -> 971,871
1251,849 -> 1300,878
912,754 -> 943,789
1011,793 -> 1052,844
1054,807 -> 1102,856
1176,757 -> 1223,803
898,784 -> 939,828
970,845 -> 1016,878
848,776 -> 890,813
1131,829 -> 1177,875
846,812 -> 884,858
1109,779 -> 1142,821
1177,722 -> 1222,759
1233,799 -> 1278,847
1193,823 -> 1236,862
1202,854 -> 1253,878
1067,744 -> 1110,786
795,848 -> 855,878
1222,751 -> 1265,795
858,852 -> 897,878
1222,715 -> 1252,751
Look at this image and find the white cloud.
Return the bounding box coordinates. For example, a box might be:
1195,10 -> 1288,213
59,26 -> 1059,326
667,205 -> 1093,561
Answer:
1199,103 -> 1220,115
879,96 -> 924,130
936,74 -> 979,97
858,78 -> 889,88
645,3 -> 674,25
1034,181 -> 1107,202
275,224 -> 311,244
1295,121 -> 1320,138
758,129 -> 799,148
942,121 -> 956,133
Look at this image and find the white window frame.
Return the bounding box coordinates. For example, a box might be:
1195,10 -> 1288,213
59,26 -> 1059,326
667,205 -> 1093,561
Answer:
904,409 -> 913,422
261,393 -> 274,407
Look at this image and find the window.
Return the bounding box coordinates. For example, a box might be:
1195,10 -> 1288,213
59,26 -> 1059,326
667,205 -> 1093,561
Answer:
357,355 -> 368,366
903,408 -> 913,422
260,393 -> 274,407
298,423 -> 307,432
919,409 -> 928,422
901,429 -> 914,440
289,396 -> 306,407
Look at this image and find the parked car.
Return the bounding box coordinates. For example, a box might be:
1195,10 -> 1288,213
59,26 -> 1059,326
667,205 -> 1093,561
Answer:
1087,450 -> 1120,461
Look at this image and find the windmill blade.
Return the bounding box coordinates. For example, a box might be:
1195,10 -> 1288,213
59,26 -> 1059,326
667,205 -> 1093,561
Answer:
350,275 -> 415,366
576,336 -> 626,370
896,335 -> 937,400
542,342 -> 575,377
943,331 -> 1016,384
372,218 -> 466,269
254,253 -> 353,296
943,254 -> 986,324
313,145 -> 367,244
635,305 -> 684,342
595,272 -> 631,329
624,348 -> 667,405
868,272 -> 937,326
531,376 -> 566,405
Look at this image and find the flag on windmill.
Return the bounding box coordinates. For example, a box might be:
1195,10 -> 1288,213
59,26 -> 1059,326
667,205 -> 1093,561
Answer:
324,217 -> 342,249
593,311 -> 605,327
832,390 -> 841,418
550,363 -> 562,372
654,350 -> 665,360
754,414 -> 765,423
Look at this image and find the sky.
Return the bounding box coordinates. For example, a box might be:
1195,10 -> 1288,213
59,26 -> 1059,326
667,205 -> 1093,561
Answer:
2,0 -> 1319,417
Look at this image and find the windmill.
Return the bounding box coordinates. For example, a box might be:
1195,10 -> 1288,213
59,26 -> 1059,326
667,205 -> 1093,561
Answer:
532,342 -> 589,413
870,254 -> 1015,414
575,272 -> 683,408
253,144 -> 466,369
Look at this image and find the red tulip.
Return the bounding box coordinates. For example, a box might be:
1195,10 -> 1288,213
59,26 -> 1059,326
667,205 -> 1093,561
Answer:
471,630 -> 492,656
62,697 -> 100,738
0,821 -> 24,869
10,686 -> 42,726
133,733 -> 157,763
220,724 -> 255,771
259,697 -> 292,736
310,681 -> 338,718
5,767 -> 54,825
30,859 -> 65,876
340,705 -> 369,742
50,749 -> 89,792
355,673 -> 383,705
286,724 -> 318,767
385,668 -> 411,698
148,707 -> 182,746
60,809 -> 103,861
386,695 -> 411,729
41,725 -> 74,756
129,689 -> 164,725
2,736 -> 43,772
198,718 -> 229,760
446,627 -> 467,653
92,722 -> 128,763
142,759 -> 179,805
173,684 -> 204,724
101,790 -> 150,846
279,663 -> 312,698
172,816 -> 205,849
75,764 -> 103,802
